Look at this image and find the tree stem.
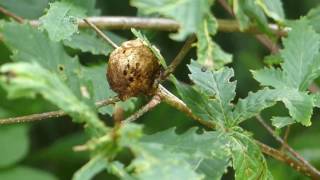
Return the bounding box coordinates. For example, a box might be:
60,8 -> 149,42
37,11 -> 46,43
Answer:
25,16 -> 287,35
162,34 -> 197,79
257,141 -> 319,179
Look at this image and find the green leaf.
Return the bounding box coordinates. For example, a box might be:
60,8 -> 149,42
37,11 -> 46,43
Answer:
129,143 -> 204,180
63,30 -> 113,56
1,22 -> 82,91
82,64 -> 115,111
252,67 -> 286,88
278,89 -> 313,126
106,161 -> 134,179
173,80 -> 222,126
0,166 -> 57,180
0,0 -> 48,19
131,28 -> 167,68
229,131 -> 272,180
188,60 -> 236,123
211,42 -> 233,68
39,1 -> 86,41
73,155 -> 108,180
64,0 -> 101,16
263,54 -> 283,66
131,0 -> 232,68
197,15 -> 232,69
0,125 -> 29,167
251,19 -> 320,126
130,0 -> 213,40
80,124 -> 204,179
89,124 -> 203,179
32,132 -> 89,163
234,88 -> 313,126
256,0 -> 285,23
312,93 -> 320,108
233,88 -> 278,124
142,128 -> 231,180
189,61 -> 236,104
306,5 -> 320,34
232,0 -> 270,34
0,62 -> 108,137
172,61 -> 237,127
280,19 -> 320,90
271,116 -> 295,129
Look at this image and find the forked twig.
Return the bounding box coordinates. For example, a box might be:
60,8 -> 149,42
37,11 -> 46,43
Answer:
256,115 -> 320,178
123,94 -> 161,123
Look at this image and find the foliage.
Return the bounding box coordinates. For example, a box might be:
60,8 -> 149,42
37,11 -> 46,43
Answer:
39,1 -> 86,41
252,19 -> 320,126
131,0 -> 232,69
0,0 -> 320,180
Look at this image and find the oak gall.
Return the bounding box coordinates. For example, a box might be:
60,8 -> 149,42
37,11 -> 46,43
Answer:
107,39 -> 161,100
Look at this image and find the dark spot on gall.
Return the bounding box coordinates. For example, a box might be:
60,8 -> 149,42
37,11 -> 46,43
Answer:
123,70 -> 127,76
129,77 -> 134,82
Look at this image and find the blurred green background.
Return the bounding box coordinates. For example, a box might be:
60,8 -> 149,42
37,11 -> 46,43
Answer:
0,0 -> 319,179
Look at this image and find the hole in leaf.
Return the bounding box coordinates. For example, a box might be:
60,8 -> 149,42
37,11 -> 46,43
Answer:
58,64 -> 65,72
201,66 -> 207,72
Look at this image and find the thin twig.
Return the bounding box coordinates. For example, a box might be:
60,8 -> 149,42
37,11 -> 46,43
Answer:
83,18 -> 119,49
0,6 -> 24,23
218,0 -> 234,16
281,125 -> 291,151
309,83 -> 320,93
256,115 -> 285,144
162,34 -> 197,79
255,34 -> 279,53
122,94 -> 161,124
256,115 -> 320,178
0,96 -> 120,125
